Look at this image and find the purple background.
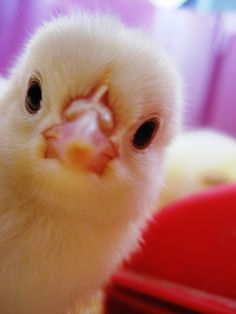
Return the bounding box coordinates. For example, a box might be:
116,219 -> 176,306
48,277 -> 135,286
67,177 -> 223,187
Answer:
1,0 -> 236,137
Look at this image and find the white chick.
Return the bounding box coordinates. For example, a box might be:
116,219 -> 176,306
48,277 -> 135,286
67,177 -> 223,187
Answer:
160,129 -> 236,207
0,14 -> 182,314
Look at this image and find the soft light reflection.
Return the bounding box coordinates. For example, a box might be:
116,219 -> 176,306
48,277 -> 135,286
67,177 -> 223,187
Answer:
148,0 -> 187,9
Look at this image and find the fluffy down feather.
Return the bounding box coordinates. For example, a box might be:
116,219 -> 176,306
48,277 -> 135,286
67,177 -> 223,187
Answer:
0,13 -> 182,314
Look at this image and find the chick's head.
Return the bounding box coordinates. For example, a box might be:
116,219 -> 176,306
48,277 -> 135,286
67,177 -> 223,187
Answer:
0,14 -> 182,226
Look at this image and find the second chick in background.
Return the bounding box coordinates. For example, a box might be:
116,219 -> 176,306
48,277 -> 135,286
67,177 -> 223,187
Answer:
160,129 -> 236,207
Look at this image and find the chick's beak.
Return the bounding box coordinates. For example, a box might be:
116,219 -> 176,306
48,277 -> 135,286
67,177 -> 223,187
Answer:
43,99 -> 117,175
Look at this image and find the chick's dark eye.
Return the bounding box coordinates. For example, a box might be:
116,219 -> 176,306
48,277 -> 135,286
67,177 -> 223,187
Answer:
25,80 -> 42,114
132,119 -> 159,149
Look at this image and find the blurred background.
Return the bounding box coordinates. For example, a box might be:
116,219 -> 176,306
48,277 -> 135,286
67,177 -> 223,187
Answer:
1,0 -> 236,136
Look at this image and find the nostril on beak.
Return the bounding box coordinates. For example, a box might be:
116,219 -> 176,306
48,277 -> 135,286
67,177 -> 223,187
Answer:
97,110 -> 114,134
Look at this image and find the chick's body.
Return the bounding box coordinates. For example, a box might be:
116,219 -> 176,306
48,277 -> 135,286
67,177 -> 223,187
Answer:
160,129 -> 236,207
0,14 -> 182,314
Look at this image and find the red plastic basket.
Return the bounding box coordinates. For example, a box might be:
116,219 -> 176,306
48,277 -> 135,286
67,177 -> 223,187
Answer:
105,184 -> 236,313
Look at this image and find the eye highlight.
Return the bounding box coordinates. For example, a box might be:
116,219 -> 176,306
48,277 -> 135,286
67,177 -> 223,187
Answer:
25,78 -> 42,114
132,118 -> 159,150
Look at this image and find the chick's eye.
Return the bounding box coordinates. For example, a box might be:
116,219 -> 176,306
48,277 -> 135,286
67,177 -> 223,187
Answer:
25,80 -> 42,114
132,119 -> 159,149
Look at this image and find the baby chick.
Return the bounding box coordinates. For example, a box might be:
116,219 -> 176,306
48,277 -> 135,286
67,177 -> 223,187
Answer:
160,129 -> 236,207
0,14 -> 182,314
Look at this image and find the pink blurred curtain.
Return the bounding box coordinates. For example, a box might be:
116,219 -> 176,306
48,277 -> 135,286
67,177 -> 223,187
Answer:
0,0 -> 54,73
0,0 -> 236,136
153,9 -> 220,129
153,9 -> 236,137
0,0 -> 155,73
